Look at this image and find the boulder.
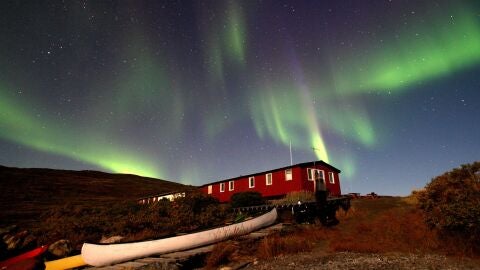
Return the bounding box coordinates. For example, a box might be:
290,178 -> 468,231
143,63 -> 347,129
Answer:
4,234 -> 21,251
48,240 -> 72,258
0,225 -> 18,237
20,234 -> 38,250
1,229 -> 38,260
99,235 -> 124,244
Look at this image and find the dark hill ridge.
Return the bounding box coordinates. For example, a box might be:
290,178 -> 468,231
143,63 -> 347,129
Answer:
0,165 -> 189,228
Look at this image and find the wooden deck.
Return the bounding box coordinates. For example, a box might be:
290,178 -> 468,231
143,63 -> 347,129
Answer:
233,196 -> 351,213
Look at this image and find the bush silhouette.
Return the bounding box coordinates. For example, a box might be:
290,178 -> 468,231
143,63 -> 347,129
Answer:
230,192 -> 265,208
417,161 -> 480,255
35,191 -> 231,248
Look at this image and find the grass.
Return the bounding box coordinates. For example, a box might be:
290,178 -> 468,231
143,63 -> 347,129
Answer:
2,164 -> 477,267
0,166 -> 237,251
205,196 -> 478,268
0,165 -> 188,230
256,232 -> 316,258
261,197 -> 476,257
205,241 -> 239,269
33,192 -> 232,249
271,190 -> 316,205
312,197 -> 441,254
329,204 -> 439,253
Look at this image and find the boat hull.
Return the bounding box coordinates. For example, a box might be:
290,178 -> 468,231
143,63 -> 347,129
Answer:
45,255 -> 86,270
0,245 -> 48,268
82,208 -> 277,267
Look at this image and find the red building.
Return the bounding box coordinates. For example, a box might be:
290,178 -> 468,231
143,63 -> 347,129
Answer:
199,161 -> 341,203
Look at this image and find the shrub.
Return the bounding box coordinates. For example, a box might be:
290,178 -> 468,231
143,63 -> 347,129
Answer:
204,241 -> 239,269
172,191 -> 229,231
257,233 -> 314,258
403,189 -> 423,205
271,190 -> 315,205
35,191 -> 231,248
230,192 -> 265,208
417,162 -> 480,255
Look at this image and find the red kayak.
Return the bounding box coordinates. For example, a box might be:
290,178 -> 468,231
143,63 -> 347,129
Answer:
0,245 -> 49,268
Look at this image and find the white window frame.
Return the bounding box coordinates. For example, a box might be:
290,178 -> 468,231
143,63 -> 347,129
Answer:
308,168 -> 325,181
328,172 -> 335,184
318,170 -> 325,181
285,169 -> 292,181
266,173 -> 273,186
307,168 -> 314,180
207,185 -> 212,194
229,180 -> 234,191
220,182 -> 225,192
249,176 -> 255,188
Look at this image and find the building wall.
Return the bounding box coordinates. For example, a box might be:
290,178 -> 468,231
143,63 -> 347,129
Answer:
329,171 -> 341,195
138,192 -> 186,204
300,164 -> 341,196
201,163 -> 341,202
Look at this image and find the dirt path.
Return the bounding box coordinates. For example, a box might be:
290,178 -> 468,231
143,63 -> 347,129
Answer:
245,251 -> 480,270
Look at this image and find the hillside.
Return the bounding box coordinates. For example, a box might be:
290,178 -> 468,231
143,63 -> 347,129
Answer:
0,165 -> 189,228
234,197 -> 480,269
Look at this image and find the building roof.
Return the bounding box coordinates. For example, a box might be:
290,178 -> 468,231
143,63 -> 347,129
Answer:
200,160 -> 341,187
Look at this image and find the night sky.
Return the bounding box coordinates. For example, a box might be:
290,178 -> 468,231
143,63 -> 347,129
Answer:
1,1 -> 479,195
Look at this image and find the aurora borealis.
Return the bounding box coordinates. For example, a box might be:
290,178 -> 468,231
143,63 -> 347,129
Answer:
0,1 -> 479,195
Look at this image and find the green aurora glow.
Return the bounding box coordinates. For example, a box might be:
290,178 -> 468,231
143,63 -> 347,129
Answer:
0,1 -> 479,187
333,7 -> 480,95
0,87 -> 162,177
250,6 -> 480,177
224,1 -> 247,64
250,84 -> 330,162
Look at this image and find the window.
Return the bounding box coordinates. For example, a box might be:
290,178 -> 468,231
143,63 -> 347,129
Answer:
285,169 -> 292,181
307,168 -> 315,181
308,168 -> 325,181
318,170 -> 325,181
207,185 -> 212,194
266,173 -> 273,186
229,180 -> 234,191
307,168 -> 314,180
249,176 -> 255,188
220,182 -> 225,192
328,172 -> 335,184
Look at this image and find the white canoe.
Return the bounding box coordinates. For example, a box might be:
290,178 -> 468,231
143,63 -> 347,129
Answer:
81,208 -> 277,267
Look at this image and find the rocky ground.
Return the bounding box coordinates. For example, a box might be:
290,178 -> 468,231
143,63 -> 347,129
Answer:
245,251 -> 480,270
0,225 -> 73,262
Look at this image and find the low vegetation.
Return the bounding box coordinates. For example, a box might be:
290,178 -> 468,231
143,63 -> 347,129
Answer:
256,230 -> 316,258
206,172 -> 480,268
250,162 -> 480,260
327,199 -> 440,254
417,161 -> 480,255
3,162 -> 480,268
271,190 -> 316,205
0,165 -> 186,229
230,191 -> 265,208
249,197 -> 440,259
34,191 -> 232,249
205,241 -> 240,269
